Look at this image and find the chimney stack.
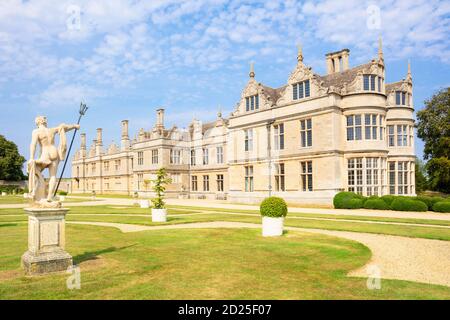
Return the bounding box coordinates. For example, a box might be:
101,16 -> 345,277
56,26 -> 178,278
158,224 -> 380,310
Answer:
96,128 -> 103,146
80,133 -> 86,150
325,49 -> 350,74
156,108 -> 165,129
121,120 -> 130,151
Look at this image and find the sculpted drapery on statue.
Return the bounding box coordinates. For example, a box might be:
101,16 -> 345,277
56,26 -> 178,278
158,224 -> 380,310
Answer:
27,116 -> 79,207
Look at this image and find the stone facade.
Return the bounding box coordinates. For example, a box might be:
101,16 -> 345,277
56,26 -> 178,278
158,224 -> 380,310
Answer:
71,42 -> 416,205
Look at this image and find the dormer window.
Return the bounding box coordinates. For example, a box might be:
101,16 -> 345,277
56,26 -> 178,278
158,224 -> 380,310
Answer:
245,95 -> 259,111
293,79 -> 310,100
395,91 -> 410,106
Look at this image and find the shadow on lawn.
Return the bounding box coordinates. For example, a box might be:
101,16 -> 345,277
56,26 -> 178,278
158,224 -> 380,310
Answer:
0,223 -> 18,228
73,244 -> 137,264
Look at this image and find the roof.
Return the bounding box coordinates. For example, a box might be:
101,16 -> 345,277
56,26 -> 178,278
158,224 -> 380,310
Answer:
317,62 -> 371,89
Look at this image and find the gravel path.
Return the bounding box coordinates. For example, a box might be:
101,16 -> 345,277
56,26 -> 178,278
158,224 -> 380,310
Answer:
68,220 -> 450,287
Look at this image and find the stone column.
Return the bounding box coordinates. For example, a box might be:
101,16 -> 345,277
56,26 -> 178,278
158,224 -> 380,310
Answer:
21,208 -> 72,275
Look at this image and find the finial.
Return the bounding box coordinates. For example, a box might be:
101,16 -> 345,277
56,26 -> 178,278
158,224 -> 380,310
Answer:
217,105 -> 222,118
378,36 -> 383,60
406,59 -> 412,81
297,43 -> 303,62
249,62 -> 255,78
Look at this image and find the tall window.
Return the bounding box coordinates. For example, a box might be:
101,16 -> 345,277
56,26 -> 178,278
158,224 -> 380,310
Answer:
190,149 -> 196,166
395,91 -> 409,105
171,173 -> 180,183
378,76 -> 382,92
137,173 -> 143,190
104,161 -> 109,171
293,80 -> 310,100
191,175 -> 198,191
245,95 -> 259,111
203,175 -> 209,191
217,174 -> 224,192
275,163 -> 285,191
244,129 -> 253,151
300,161 -> 313,191
389,162 -> 396,194
274,123 -> 284,150
170,149 -> 181,164
91,163 -> 96,175
346,115 -> 362,141
397,125 -> 408,146
397,161 -> 408,195
363,74 -> 377,91
216,146 -> 223,164
379,116 -> 384,140
245,166 -> 254,192
364,114 -> 377,140
202,148 -> 209,165
366,158 -> 379,196
348,158 -> 363,194
300,119 -> 312,147
137,151 -> 144,165
388,125 -> 395,146
151,149 -> 158,164
115,160 -> 121,171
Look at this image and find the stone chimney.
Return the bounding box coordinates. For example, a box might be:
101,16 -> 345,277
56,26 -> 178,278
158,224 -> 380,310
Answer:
325,49 -> 350,74
121,120 -> 130,151
156,108 -> 165,129
80,133 -> 86,158
96,128 -> 103,155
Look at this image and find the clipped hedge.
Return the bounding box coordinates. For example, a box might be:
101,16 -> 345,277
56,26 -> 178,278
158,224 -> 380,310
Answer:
432,202 -> 450,213
260,197 -> 288,218
363,199 -> 390,210
380,195 -> 396,206
333,192 -> 365,209
414,196 -> 434,210
58,191 -> 68,196
390,198 -> 428,212
346,198 -> 364,209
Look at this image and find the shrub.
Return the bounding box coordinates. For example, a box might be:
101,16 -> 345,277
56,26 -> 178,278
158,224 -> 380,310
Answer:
260,197 -> 288,217
380,195 -> 396,206
414,196 -> 433,210
430,197 -> 446,206
58,191 -> 68,196
363,199 -> 390,210
345,198 -> 364,209
432,202 -> 450,213
151,168 -> 171,209
390,198 -> 428,212
333,192 -> 363,209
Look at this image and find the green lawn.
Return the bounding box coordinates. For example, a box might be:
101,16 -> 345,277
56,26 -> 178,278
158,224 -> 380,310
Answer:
1,205 -> 450,241
0,195 -> 94,205
0,223 -> 449,299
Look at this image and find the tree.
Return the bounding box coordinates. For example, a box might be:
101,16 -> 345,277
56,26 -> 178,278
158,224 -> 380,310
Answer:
416,88 -> 450,193
414,158 -> 428,193
151,168 -> 171,209
0,135 -> 26,181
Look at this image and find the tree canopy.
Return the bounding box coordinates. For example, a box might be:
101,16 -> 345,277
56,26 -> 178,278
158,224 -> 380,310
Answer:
0,135 -> 26,181
417,88 -> 450,193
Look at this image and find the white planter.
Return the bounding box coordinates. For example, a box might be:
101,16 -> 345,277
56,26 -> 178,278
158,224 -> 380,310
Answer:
262,216 -> 284,237
59,196 -> 66,202
140,200 -> 150,208
23,193 -> 29,198
152,208 -> 167,222
1,192 -> 6,196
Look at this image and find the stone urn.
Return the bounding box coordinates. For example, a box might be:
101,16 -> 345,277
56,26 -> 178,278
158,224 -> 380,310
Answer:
152,208 -> 167,222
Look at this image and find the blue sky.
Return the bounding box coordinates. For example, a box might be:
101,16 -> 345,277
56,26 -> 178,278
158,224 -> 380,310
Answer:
0,0 -> 449,176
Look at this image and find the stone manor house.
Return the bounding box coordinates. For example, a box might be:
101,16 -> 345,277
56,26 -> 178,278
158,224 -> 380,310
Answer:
71,40 -> 416,205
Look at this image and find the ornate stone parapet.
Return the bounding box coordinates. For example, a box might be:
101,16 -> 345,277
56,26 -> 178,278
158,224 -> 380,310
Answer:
21,208 -> 72,275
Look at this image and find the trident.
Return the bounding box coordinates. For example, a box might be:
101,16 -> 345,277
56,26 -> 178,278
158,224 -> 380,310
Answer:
53,102 -> 88,198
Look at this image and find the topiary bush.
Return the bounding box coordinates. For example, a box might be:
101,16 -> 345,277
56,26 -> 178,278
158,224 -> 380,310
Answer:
58,191 -> 68,196
260,197 -> 288,217
390,198 -> 428,212
414,196 -> 433,210
363,199 -> 390,210
432,202 -> 450,213
345,198 -> 364,209
333,192 -> 365,209
380,195 -> 396,206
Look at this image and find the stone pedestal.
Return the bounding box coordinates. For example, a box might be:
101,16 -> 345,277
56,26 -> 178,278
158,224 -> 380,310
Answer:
21,208 -> 72,275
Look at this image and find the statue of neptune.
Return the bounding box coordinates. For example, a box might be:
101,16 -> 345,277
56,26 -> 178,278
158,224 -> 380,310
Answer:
28,116 -> 79,207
